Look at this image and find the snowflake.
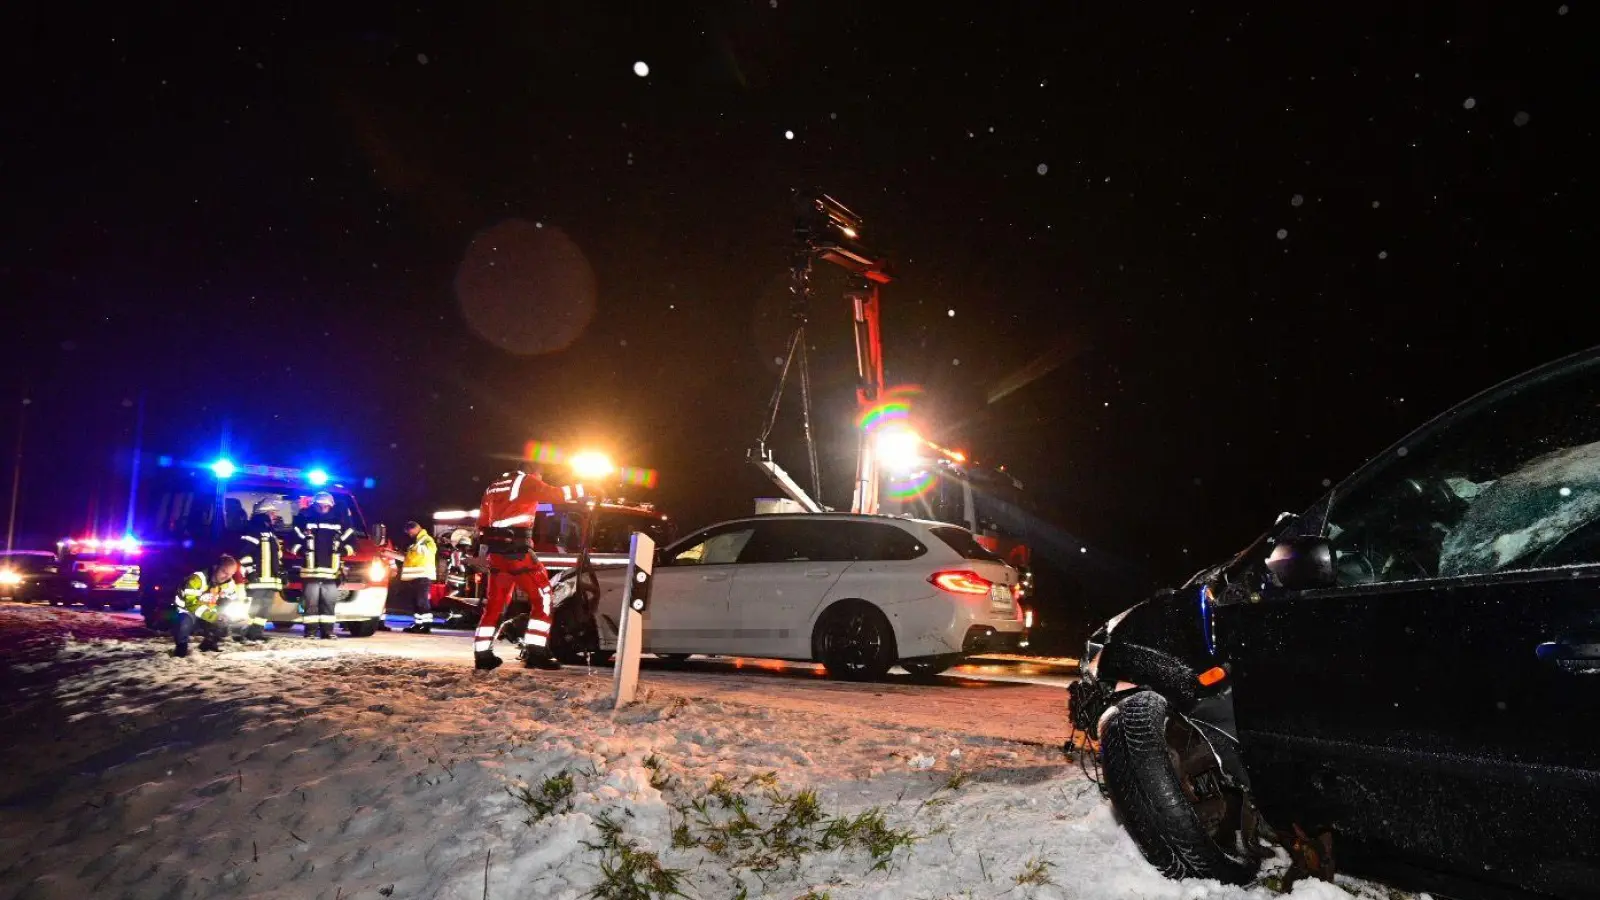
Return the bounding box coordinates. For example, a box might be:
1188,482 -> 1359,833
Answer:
1036,163 -> 1048,175
633,61 -> 650,77
1378,251 -> 1388,260
1275,228 -> 1289,240
947,309 -> 955,317
784,129 -> 795,140
1290,193 -> 1304,207
1513,110 -> 1531,127
1462,97 -> 1476,110
417,53 -> 429,65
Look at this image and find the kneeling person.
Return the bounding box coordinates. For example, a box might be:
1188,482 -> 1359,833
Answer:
174,555 -> 247,657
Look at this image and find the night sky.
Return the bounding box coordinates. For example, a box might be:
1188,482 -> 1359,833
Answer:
1,3 -> 1592,624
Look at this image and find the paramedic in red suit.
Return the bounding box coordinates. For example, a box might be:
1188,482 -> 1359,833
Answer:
473,470 -> 565,671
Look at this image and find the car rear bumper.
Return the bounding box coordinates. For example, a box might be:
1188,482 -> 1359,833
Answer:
962,624 -> 1023,654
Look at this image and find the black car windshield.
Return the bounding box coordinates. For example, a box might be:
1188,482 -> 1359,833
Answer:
929,526 -> 1003,562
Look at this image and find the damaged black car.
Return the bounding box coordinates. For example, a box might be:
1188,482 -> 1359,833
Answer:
1070,346 -> 1600,900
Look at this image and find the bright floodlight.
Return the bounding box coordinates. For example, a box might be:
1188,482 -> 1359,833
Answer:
210,458 -> 236,479
875,427 -> 925,474
569,451 -> 616,480
307,468 -> 329,486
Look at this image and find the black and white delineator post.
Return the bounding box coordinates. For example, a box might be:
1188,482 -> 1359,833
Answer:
611,531 -> 655,709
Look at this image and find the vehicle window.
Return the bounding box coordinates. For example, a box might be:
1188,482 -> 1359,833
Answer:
669,526 -> 755,565
847,522 -> 927,560
739,520 -> 857,563
1,555 -> 58,574
1319,355 -> 1600,586
929,525 -> 1003,561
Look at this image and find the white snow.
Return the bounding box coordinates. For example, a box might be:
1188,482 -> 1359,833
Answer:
0,605 -> 1409,899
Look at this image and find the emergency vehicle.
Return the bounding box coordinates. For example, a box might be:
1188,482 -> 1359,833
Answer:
54,536 -> 145,609
129,459 -> 396,636
430,488 -> 674,629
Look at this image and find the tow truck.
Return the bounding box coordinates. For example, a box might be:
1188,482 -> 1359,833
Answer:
131,458 -> 396,636
752,190 -> 1037,605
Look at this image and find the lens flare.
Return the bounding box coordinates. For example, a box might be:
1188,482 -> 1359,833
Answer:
620,466 -> 658,489
886,469 -> 937,499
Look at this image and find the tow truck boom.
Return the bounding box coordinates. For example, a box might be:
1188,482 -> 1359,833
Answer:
749,190 -> 892,515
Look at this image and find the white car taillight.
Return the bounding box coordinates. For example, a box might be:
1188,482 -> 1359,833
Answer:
928,570 -> 993,595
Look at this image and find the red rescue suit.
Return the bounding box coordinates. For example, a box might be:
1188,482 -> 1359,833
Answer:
474,471 -> 565,657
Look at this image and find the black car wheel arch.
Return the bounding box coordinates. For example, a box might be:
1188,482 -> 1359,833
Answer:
1100,690 -> 1263,885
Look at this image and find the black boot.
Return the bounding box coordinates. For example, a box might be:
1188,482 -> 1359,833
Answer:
245,624 -> 267,642
199,639 -> 223,652
319,623 -> 337,640
521,647 -> 562,671
474,650 -> 503,671
174,643 -> 190,658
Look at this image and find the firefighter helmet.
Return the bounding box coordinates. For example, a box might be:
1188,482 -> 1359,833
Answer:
252,498 -> 282,517
312,491 -> 336,508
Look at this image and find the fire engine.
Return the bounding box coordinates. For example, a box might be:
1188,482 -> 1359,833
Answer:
125,458 -> 396,636
429,481 -> 674,640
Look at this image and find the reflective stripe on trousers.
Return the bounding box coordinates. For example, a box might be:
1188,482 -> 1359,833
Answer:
474,625 -> 496,652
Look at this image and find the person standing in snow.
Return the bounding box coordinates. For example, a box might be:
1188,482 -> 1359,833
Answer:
293,491 -> 354,640
235,498 -> 285,642
388,520 -> 438,633
173,555 -> 246,657
473,470 -> 565,671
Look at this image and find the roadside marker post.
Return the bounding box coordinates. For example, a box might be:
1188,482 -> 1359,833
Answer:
611,531 -> 655,708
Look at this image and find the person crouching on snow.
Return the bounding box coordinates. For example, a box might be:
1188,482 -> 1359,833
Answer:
173,555 -> 247,657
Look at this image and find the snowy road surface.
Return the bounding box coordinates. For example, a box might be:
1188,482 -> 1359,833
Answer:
1,604 -> 1401,900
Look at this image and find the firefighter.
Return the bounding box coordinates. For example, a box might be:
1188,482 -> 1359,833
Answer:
397,520 -> 438,633
292,491 -> 353,640
235,498 -> 284,641
474,469 -> 565,671
173,555 -> 246,657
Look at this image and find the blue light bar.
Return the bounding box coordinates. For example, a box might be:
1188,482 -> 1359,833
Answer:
307,469 -> 330,486
210,459 -> 237,479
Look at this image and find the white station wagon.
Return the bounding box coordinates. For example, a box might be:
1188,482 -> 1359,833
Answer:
587,513 -> 1026,680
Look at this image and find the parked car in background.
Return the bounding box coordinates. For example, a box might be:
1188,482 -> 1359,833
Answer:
1070,346 -> 1600,899
578,513 -> 1026,680
0,550 -> 69,603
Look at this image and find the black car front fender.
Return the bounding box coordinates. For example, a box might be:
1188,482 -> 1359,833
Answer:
1092,587 -> 1223,711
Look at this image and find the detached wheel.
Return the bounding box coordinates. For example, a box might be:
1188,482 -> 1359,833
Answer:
816,602 -> 896,682
1099,690 -> 1260,885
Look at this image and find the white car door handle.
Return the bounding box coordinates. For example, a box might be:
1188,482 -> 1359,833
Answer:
805,569 -> 831,578
702,572 -> 730,583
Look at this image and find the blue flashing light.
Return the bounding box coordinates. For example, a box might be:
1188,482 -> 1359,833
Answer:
363,477 -> 377,489
307,469 -> 330,486
157,455 -> 174,468
1197,584 -> 1216,656
210,458 -> 237,479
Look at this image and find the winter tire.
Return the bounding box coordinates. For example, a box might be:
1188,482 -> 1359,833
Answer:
816,602 -> 896,682
1099,690 -> 1260,885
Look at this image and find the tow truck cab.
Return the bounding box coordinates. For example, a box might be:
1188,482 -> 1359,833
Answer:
135,466 -> 394,635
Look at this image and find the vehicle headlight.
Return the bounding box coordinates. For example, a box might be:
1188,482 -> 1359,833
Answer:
220,600 -> 250,622
367,561 -> 388,583
71,581 -> 89,590
0,570 -> 22,586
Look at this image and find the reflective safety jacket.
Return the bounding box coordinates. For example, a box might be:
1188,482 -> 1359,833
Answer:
401,531 -> 437,581
476,471 -> 564,560
236,516 -> 285,590
293,508 -> 355,581
176,571 -> 245,622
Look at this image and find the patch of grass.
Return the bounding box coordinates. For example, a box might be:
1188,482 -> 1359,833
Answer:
943,769 -> 972,791
1014,855 -> 1055,887
509,770 -> 576,824
643,754 -> 674,792
796,891 -> 833,900
673,778 -> 917,876
584,811 -> 691,900
820,807 -> 918,872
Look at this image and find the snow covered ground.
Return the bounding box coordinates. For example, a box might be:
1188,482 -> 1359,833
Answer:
0,604 -> 1408,900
